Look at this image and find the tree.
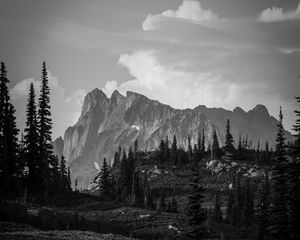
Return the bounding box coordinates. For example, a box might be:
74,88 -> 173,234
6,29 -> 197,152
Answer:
287,96 -> 300,239
171,135 -> 178,165
211,130 -> 220,159
98,158 -> 110,196
201,129 -> 205,153
223,119 -> 235,164
59,155 -> 68,191
0,62 -> 20,199
187,135 -> 193,162
37,62 -> 54,196
224,119 -> 234,151
186,166 -> 206,239
24,83 -> 40,196
269,107 -> 289,239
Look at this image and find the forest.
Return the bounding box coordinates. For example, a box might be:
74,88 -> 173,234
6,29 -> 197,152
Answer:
0,61 -> 300,240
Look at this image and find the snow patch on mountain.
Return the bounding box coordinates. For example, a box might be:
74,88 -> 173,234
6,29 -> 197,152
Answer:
131,125 -> 140,131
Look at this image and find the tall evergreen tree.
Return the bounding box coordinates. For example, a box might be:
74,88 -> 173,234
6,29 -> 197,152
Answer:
59,155 -> 68,191
37,61 -> 54,195
186,166 -> 206,239
171,135 -> 178,165
269,107 -> 289,239
223,119 -> 235,163
24,83 -> 40,196
211,130 -> 220,159
98,158 -> 110,196
0,62 -> 20,199
288,96 -> 300,239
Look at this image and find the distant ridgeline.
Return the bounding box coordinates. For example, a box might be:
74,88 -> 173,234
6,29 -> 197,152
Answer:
53,88 -> 292,189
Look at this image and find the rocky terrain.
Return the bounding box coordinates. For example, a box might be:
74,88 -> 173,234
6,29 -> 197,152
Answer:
53,89 -> 292,189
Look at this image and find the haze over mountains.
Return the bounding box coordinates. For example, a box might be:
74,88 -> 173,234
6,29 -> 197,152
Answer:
53,88 -> 292,188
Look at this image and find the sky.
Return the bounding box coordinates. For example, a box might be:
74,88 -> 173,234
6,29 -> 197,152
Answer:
0,0 -> 299,139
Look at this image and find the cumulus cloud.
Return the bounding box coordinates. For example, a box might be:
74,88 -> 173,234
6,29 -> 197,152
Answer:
10,71 -> 86,139
102,51 -> 239,110
259,3 -> 300,22
143,0 -> 220,31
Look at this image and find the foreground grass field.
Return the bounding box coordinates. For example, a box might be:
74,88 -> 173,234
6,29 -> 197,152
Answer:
0,222 -> 135,240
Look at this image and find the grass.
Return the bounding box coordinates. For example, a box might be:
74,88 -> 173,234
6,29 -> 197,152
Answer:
0,230 -> 136,240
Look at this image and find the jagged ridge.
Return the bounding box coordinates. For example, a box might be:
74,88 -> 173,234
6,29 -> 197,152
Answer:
53,88 -> 292,189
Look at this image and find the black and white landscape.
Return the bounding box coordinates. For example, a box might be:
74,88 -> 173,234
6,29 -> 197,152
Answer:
0,1 -> 300,240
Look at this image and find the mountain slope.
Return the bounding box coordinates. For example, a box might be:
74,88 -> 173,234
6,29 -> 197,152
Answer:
55,88 -> 292,189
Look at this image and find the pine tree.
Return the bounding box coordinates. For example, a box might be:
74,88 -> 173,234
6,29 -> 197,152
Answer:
223,119 -> 235,164
171,134 -> 178,165
59,155 -> 68,191
211,130 -> 220,159
186,166 -> 206,239
98,158 -> 110,196
24,83 -> 40,196
37,61 -> 54,196
0,62 -> 20,199
288,96 -> 300,239
188,135 -> 193,162
269,107 -> 289,239
201,129 -> 205,153
67,167 -> 71,191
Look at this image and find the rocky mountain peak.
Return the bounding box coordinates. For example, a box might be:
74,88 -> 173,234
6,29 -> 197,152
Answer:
59,89 -> 293,189
251,104 -> 269,116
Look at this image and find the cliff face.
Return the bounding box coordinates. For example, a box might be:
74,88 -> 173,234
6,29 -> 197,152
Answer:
56,88 -> 292,189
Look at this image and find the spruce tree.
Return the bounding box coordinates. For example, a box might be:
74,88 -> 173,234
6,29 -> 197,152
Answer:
37,61 -> 54,195
171,134 -> 178,165
188,135 -> 193,162
288,96 -> 300,239
24,83 -> 40,196
98,158 -> 110,196
223,119 -> 235,164
0,62 -> 20,199
211,130 -> 220,159
59,155 -> 67,191
186,166 -> 206,239
269,107 -> 289,239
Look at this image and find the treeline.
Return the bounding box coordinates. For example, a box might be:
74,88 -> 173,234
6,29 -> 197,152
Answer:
94,99 -> 300,239
0,62 -> 71,203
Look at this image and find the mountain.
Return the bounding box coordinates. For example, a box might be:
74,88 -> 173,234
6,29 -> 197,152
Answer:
54,88 -> 292,189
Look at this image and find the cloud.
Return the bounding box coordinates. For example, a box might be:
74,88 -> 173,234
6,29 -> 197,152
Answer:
143,0 -> 220,31
259,3 -> 300,22
10,71 -> 86,139
102,50 -> 238,110
278,48 -> 300,54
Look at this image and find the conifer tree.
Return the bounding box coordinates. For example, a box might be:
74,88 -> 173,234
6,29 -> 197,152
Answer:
188,135 -> 193,162
98,158 -> 110,196
269,107 -> 289,239
0,62 -> 20,199
186,166 -> 206,239
288,96 -> 300,239
223,119 -> 235,163
59,155 -> 68,191
201,129 -> 205,153
171,134 -> 178,165
211,130 -> 220,159
37,61 -> 54,195
24,83 -> 40,196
